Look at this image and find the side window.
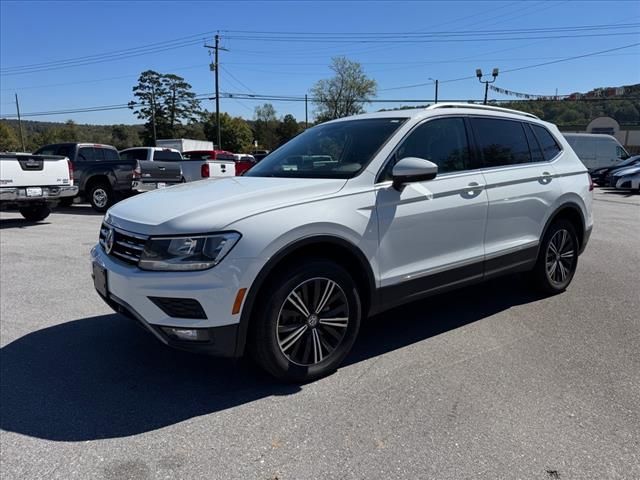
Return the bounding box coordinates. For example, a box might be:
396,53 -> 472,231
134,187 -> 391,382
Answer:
523,124 -> 544,163
531,125 -> 562,161
471,118 -> 531,167
56,145 -> 73,158
103,149 -> 120,161
380,117 -> 470,181
77,147 -> 95,162
616,145 -> 629,160
120,151 -> 132,161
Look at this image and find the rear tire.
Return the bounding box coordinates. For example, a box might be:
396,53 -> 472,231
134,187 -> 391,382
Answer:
531,220 -> 579,294
88,182 -> 113,213
19,205 -> 50,222
250,260 -> 362,382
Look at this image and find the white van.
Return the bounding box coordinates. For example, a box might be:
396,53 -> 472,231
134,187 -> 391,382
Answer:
563,133 -> 629,171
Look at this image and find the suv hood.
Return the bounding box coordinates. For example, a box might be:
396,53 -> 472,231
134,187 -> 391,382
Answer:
106,176 -> 347,235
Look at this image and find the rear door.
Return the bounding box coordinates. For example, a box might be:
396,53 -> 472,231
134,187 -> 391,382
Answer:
471,117 -> 563,277
375,117 -> 488,302
100,147 -> 133,191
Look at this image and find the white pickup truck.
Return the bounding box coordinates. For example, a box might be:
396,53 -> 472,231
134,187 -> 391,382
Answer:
0,153 -> 78,221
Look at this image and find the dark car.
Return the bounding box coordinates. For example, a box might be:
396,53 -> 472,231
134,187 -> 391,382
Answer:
590,155 -> 640,186
34,143 -> 134,212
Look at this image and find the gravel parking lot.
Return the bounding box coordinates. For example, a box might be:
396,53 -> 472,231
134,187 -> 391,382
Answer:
1,188 -> 639,480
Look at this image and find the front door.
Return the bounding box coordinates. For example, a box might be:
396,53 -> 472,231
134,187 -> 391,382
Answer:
375,117 -> 488,305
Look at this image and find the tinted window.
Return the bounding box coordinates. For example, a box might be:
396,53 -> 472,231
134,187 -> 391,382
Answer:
472,118 -> 530,166
532,125 -> 561,161
246,118 -> 406,179
77,147 -> 95,162
184,152 -> 210,160
102,148 -> 120,161
34,145 -> 59,156
616,145 -> 629,160
524,124 -> 544,163
153,150 -> 182,161
397,118 -> 471,173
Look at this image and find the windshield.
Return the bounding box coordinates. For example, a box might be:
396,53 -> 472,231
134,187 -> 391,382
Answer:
245,118 -> 406,179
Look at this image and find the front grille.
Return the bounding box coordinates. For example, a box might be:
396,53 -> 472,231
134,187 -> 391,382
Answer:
148,297 -> 207,319
99,223 -> 148,266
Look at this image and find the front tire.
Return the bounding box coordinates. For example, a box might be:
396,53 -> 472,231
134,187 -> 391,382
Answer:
88,182 -> 113,213
19,205 -> 50,221
250,260 -> 362,382
531,220 -> 579,294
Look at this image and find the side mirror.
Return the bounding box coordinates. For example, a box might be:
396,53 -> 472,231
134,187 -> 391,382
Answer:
392,157 -> 438,190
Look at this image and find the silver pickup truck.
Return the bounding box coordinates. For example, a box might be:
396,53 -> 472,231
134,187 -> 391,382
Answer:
0,153 -> 78,221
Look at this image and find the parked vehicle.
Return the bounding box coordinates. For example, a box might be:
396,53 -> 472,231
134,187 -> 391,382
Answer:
590,155 -> 640,185
251,150 -> 270,162
0,153 -> 78,221
164,149 -> 235,182
184,150 -> 255,176
92,103 -> 593,382
609,164 -> 640,191
119,148 -> 184,192
156,139 -> 214,153
614,168 -> 640,192
33,143 -> 133,212
563,133 -> 629,171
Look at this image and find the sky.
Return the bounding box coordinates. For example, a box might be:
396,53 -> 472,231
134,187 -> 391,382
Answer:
1,0 -> 639,125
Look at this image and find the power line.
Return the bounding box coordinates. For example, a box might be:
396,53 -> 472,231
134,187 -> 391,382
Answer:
379,42 -> 640,91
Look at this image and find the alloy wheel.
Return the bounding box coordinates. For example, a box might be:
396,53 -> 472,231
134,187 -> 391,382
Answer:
545,229 -> 576,286
276,277 -> 349,366
92,188 -> 108,209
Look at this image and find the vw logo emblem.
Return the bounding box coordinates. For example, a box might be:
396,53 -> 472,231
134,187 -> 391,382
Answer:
105,228 -> 115,254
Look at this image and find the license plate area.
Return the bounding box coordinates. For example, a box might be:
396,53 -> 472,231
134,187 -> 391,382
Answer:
93,263 -> 108,297
26,187 -> 43,197
157,182 -> 166,188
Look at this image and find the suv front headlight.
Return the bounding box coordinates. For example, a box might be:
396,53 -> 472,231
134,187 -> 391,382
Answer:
138,232 -> 241,271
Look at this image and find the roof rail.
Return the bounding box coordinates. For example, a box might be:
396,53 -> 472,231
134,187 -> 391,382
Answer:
426,102 -> 539,120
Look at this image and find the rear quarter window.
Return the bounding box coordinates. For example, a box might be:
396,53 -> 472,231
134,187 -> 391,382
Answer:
102,149 -> 120,161
532,125 -> 562,161
153,150 -> 182,161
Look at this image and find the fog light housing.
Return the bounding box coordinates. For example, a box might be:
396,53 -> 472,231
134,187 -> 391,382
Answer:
161,327 -> 209,342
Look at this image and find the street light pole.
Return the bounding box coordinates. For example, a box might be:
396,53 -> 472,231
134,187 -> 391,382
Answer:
476,68 -> 499,105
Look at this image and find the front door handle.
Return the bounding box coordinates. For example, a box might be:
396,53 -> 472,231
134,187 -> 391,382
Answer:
467,182 -> 485,191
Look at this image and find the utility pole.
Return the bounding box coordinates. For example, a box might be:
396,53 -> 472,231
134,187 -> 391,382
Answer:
14,93 -> 25,152
150,83 -> 157,144
205,35 -> 228,149
305,94 -> 308,128
476,68 -> 499,105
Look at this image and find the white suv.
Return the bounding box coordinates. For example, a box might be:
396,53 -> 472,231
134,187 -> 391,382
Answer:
91,104 -> 593,381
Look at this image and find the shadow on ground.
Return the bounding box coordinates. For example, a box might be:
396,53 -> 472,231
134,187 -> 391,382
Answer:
1,276 -> 543,442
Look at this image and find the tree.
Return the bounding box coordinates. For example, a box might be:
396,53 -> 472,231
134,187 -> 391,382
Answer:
311,57 -> 377,122
58,120 -> 79,142
203,112 -> 253,152
0,122 -> 20,151
276,114 -> 301,146
111,124 -> 141,150
131,70 -> 168,144
253,103 -> 279,150
161,74 -> 201,136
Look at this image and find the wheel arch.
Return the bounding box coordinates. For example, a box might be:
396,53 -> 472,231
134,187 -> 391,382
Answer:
234,235 -> 376,356
540,202 -> 587,255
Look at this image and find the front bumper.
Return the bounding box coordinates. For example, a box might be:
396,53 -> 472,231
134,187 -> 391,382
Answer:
0,185 -> 78,201
90,244 -> 259,357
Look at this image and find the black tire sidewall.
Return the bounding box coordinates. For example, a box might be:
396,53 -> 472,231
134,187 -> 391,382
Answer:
19,205 -> 50,221
254,261 -> 361,382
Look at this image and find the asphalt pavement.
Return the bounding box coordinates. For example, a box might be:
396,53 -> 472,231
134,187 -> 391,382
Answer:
1,188 -> 639,480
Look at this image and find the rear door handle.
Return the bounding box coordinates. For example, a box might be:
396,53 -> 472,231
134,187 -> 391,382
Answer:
540,171 -> 553,184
